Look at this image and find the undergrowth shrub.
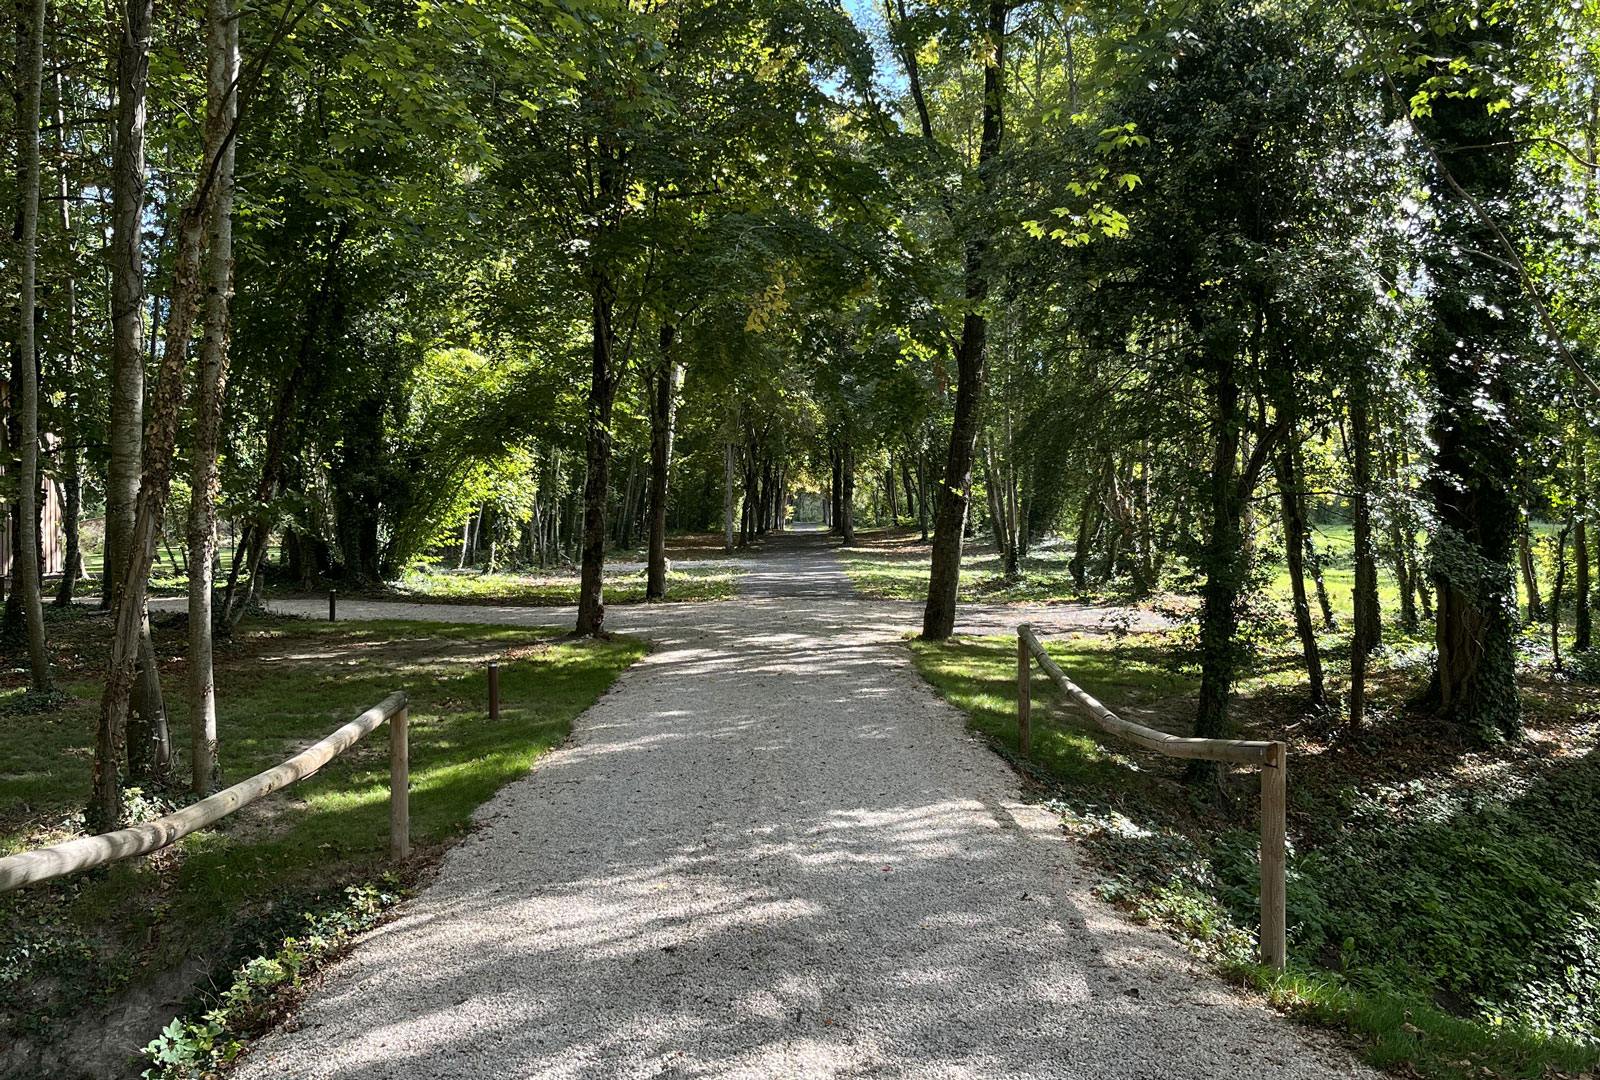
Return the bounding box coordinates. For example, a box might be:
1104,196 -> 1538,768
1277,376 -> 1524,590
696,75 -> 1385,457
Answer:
142,878 -> 403,1079
1211,754 -> 1600,1042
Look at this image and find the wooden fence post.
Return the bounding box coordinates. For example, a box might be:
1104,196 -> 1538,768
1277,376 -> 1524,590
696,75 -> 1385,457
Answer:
1259,740 -> 1287,970
328,588 -> 337,622
1017,627 -> 1032,755
488,661 -> 500,723
391,706 -> 410,861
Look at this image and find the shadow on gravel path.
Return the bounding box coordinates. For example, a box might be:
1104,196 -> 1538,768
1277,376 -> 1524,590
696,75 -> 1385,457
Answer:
227,535 -> 1366,1080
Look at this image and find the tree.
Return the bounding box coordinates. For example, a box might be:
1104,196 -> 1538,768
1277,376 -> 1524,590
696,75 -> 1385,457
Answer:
645,325 -> 681,601
104,0 -> 151,610
91,0 -> 246,827
903,0 -> 1010,640
188,0 -> 240,796
1399,3 -> 1528,741
15,0 -> 50,691
1059,3 -> 1375,739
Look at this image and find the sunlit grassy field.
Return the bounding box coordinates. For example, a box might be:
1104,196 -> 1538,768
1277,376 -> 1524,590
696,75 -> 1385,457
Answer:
393,564 -> 739,605
844,521 -> 1572,626
68,533 -> 743,606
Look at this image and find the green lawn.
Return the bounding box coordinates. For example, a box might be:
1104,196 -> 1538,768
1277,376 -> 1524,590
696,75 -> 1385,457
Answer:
845,522 -> 1572,628
69,540 -> 741,606
843,534 -> 1094,605
70,541 -> 279,598
0,612 -> 645,1069
909,630 -> 1600,1080
392,564 -> 739,605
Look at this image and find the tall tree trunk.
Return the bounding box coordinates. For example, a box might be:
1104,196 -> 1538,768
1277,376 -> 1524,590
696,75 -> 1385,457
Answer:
15,0 -> 49,690
616,456 -> 639,549
1069,480 -> 1098,592
1275,444 -> 1325,709
900,454 -> 917,528
104,0 -> 152,610
1388,522 -> 1418,631
574,280 -> 618,637
1135,442 -> 1155,591
1305,532 -> 1335,629
1192,367 -> 1278,741
1350,380 -> 1380,727
982,433 -> 1019,579
51,49 -> 83,608
915,441 -> 929,541
921,0 -> 1005,640
187,0 -> 238,796
1002,407 -> 1022,576
983,441 -> 1005,555
740,450 -> 758,547
91,50 -> 229,830
1413,34 -> 1523,742
105,0 -> 166,761
840,439 -> 855,544
1576,441 -> 1591,651
1552,517 -> 1573,672
645,328 -> 679,600
830,445 -> 843,535
723,426 -> 736,552
1519,518 -> 1544,621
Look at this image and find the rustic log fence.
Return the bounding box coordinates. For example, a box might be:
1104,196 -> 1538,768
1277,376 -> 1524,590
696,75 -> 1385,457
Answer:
0,691 -> 410,894
1016,624 -> 1286,969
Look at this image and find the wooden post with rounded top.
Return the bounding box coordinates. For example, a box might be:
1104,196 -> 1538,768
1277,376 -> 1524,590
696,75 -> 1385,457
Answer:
1259,740 -> 1287,970
390,706 -> 409,861
1017,625 -> 1032,755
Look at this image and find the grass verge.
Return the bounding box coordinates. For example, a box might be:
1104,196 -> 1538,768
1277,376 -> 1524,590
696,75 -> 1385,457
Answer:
0,611 -> 645,1077
909,630 -> 1600,1080
390,565 -> 738,605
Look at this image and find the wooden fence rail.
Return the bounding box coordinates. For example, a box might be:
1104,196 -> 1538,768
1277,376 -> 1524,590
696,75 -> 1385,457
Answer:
1016,625 -> 1286,969
0,690 -> 411,894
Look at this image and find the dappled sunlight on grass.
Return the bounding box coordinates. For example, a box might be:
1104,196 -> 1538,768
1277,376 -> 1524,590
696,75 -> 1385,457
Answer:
392,565 -> 738,605
908,628 -> 1600,1080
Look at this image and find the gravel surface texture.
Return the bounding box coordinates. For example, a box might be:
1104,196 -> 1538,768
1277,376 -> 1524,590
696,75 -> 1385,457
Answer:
230,532 -> 1370,1079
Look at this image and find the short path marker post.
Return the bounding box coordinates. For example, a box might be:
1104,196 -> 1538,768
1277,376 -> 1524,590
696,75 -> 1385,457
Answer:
488,661 -> 500,723
390,705 -> 410,861
328,589 -> 338,622
1016,635 -> 1032,754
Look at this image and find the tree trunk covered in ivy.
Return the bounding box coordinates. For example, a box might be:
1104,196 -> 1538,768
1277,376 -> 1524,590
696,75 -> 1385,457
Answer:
1193,365 -> 1248,741
1414,43 -> 1524,741
1350,379 -> 1380,727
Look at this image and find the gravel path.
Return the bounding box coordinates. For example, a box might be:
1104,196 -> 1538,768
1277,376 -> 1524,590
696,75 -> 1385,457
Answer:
233,534 -> 1370,1080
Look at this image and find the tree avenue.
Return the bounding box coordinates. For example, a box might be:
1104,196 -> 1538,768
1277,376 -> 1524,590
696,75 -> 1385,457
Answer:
4,0 -> 1595,790
3,0 -> 1600,1061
